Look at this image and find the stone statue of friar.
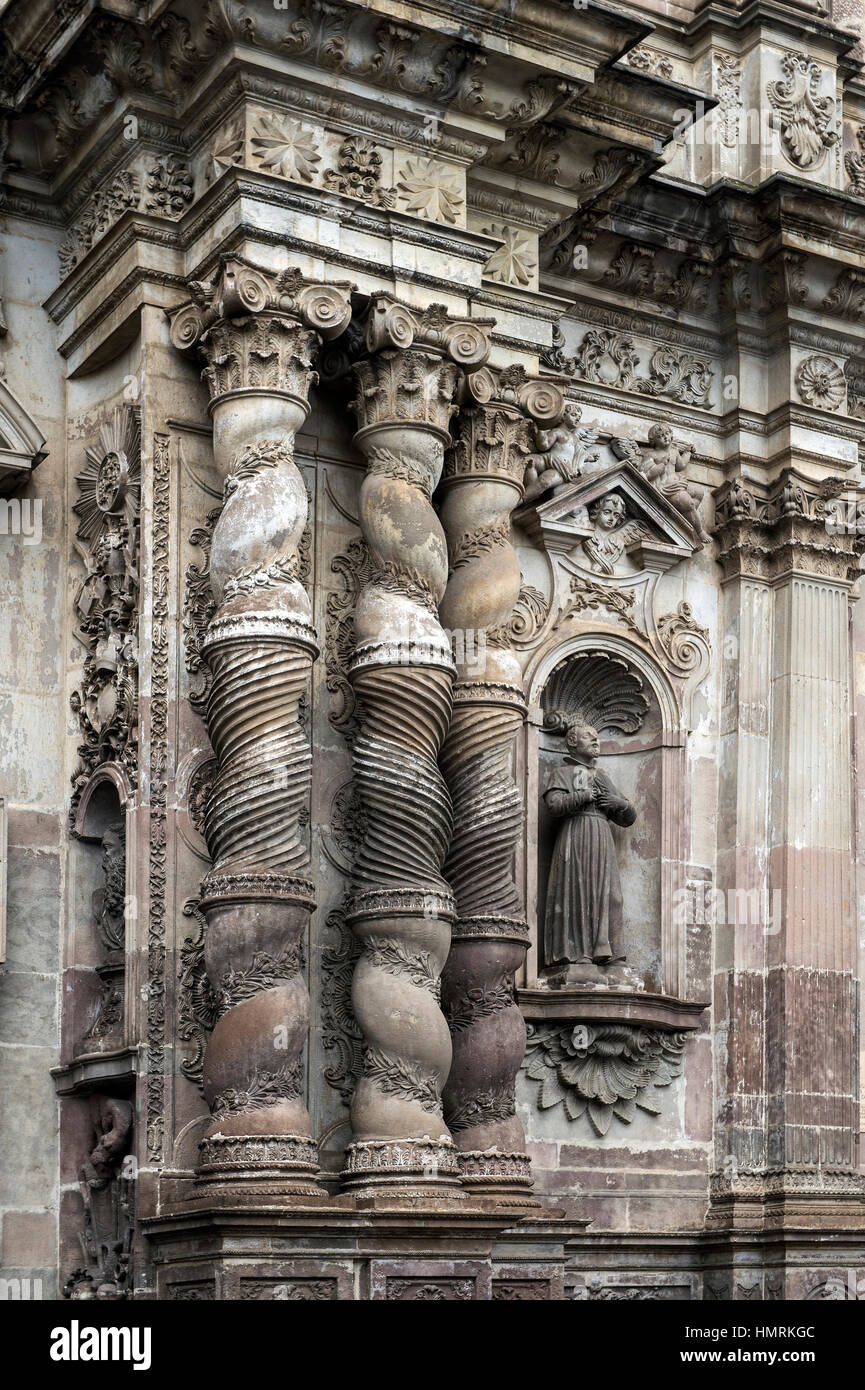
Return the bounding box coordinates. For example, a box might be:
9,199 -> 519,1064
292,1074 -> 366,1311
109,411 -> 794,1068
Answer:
543,720 -> 637,984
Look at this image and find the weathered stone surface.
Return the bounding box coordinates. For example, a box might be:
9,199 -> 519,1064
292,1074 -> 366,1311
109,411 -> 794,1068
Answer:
0,0 -> 863,1302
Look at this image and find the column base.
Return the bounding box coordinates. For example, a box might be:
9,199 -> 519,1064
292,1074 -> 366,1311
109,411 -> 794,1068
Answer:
456,1150 -> 541,1207
195,1134 -> 324,1198
707,1166 -> 865,1232
340,1137 -> 466,1200
140,1199 -> 577,1299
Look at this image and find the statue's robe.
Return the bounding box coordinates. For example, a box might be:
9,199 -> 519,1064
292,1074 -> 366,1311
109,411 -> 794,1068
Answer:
543,758 -> 636,967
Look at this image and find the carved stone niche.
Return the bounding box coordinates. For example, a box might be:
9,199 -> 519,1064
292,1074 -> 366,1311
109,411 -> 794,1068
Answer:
68,764 -> 134,1062
518,633 -> 707,1019
514,642 -> 707,1137
532,649 -> 659,990
62,1094 -> 134,1301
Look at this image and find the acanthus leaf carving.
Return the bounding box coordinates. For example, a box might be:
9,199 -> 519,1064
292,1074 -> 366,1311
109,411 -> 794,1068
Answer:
145,154 -> 194,217
323,134 -> 395,207
321,897 -> 363,1106
523,1023 -> 687,1135
845,125 -> 865,195
178,898 -> 219,1092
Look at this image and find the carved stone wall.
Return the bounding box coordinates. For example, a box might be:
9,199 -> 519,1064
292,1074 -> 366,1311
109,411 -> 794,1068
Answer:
0,0 -> 864,1303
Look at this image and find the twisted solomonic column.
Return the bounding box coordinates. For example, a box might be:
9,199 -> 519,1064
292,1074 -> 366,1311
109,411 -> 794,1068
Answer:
439,366 -> 564,1202
169,257 -> 352,1191
341,296 -> 491,1197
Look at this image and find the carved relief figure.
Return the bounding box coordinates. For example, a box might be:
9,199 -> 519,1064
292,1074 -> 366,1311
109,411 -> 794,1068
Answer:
524,403 -> 599,500
614,423 -> 709,545
543,721 -> 636,984
64,1096 -> 133,1300
83,821 -> 127,1046
579,493 -> 643,574
95,823 -> 126,952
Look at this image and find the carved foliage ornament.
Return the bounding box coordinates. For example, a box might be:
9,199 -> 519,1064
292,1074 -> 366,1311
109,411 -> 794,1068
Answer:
626,48 -> 673,79
523,1024 -> 686,1135
183,507 -> 220,717
713,53 -> 742,149
845,125 -> 865,195
324,134 -> 394,207
321,898 -> 363,1106
70,407 -> 141,811
146,433 -> 170,1161
767,52 -> 838,170
573,329 -> 713,409
656,602 -> 710,675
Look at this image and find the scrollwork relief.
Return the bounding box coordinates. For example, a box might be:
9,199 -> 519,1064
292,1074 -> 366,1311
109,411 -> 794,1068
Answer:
767,52 -> 838,170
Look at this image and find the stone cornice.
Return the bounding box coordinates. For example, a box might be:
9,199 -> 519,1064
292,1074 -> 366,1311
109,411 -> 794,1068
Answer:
685,0 -> 861,59
44,171 -> 502,335
712,469 -> 865,583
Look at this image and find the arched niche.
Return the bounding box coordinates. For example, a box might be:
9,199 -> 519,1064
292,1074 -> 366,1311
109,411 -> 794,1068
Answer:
68,763 -> 134,1057
518,631 -> 689,1001
74,762 -> 133,842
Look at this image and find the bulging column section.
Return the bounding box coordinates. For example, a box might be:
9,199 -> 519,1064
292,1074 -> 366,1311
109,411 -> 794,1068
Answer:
439,367 -> 562,1201
342,297 -> 490,1198
169,257 -> 351,1191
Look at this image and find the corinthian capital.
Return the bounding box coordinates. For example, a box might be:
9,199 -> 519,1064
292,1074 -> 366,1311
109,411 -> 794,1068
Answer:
444,364 -> 565,488
349,295 -> 491,438
168,255 -> 354,406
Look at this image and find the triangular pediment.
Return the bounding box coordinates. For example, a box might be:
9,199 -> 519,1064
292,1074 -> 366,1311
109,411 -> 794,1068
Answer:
516,460 -> 699,564
0,377 -> 48,495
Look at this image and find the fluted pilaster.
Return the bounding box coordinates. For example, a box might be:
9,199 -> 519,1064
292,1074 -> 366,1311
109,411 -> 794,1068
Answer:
439,366 -> 563,1200
342,296 -> 490,1197
170,256 -> 352,1190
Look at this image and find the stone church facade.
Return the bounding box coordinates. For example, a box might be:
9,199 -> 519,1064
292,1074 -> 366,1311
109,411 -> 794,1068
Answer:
1,0 -> 865,1302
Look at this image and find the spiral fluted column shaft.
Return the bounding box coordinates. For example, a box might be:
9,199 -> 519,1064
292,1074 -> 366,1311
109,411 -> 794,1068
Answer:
169,257 -> 351,1190
439,372 -> 563,1199
341,296 -> 490,1196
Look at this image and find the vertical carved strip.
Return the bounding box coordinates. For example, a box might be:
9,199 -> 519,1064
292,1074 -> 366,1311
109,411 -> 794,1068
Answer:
341,297 -> 490,1196
439,367 -> 563,1199
146,432 -> 171,1162
170,257 -> 352,1189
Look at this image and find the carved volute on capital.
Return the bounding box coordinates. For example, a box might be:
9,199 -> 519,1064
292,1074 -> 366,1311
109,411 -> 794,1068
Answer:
440,365 -> 565,676
169,256 -> 353,401
348,296 -> 490,439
